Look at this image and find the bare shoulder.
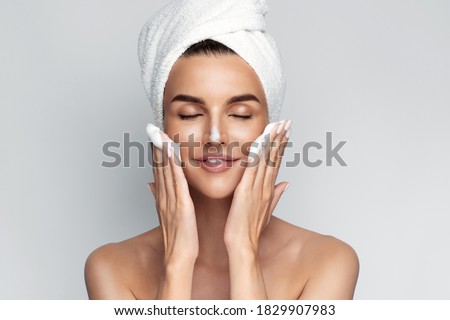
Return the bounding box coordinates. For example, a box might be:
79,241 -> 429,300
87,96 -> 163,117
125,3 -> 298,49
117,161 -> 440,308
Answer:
266,217 -> 359,299
301,233 -> 359,265
84,227 -> 164,299
300,233 -> 359,299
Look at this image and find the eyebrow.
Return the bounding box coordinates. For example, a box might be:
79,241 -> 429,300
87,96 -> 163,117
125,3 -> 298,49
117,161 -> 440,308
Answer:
170,93 -> 261,106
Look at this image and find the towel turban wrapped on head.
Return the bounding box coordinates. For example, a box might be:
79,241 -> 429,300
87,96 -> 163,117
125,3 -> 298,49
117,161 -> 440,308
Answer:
138,0 -> 286,130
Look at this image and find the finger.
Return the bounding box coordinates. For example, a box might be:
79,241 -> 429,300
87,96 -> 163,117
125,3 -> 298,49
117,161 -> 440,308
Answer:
153,143 -> 166,202
268,181 -> 290,217
169,145 -> 192,206
269,122 -> 286,169
271,129 -> 290,184
239,131 -> 268,187
161,140 -> 176,204
160,131 -> 191,205
148,181 -> 162,222
151,143 -> 158,198
239,152 -> 259,183
266,120 -> 290,187
276,120 -> 291,164
254,121 -> 284,188
147,182 -> 156,198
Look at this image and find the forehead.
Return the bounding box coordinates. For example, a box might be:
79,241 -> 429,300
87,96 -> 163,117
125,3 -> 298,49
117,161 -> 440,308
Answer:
164,54 -> 266,103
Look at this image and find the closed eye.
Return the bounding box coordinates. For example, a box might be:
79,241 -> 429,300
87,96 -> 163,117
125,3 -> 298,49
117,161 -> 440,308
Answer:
231,114 -> 253,120
178,114 -> 203,120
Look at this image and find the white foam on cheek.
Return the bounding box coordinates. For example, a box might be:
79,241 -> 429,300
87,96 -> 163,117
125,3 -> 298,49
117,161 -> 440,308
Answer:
249,121 -> 285,155
146,123 -> 163,149
210,126 -> 220,141
145,123 -> 175,150
146,123 -> 182,160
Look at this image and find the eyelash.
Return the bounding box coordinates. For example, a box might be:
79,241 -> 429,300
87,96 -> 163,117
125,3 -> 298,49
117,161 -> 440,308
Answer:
233,115 -> 253,120
178,114 -> 202,120
178,114 -> 253,120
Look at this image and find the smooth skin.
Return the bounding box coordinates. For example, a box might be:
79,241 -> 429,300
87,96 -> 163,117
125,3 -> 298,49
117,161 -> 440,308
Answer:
85,54 -> 359,300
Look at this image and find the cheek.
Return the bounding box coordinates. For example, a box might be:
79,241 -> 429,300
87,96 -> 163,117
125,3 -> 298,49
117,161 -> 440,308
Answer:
229,133 -> 262,157
166,128 -> 202,158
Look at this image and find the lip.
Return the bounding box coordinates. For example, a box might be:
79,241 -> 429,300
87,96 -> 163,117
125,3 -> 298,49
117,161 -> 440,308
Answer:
195,154 -> 237,161
195,156 -> 239,173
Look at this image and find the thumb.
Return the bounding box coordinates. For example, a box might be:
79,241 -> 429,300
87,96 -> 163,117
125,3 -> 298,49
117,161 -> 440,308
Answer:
147,182 -> 156,198
269,181 -> 290,215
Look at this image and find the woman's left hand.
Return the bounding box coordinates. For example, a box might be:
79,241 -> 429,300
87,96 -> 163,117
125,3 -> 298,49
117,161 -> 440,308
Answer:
224,119 -> 291,253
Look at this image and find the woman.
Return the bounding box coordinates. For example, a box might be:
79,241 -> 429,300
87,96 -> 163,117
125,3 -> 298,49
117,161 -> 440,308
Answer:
85,0 -> 359,300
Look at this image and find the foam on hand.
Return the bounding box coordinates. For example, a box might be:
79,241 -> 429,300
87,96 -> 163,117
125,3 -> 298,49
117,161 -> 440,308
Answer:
146,123 -> 179,159
248,120 -> 289,156
146,123 -> 163,149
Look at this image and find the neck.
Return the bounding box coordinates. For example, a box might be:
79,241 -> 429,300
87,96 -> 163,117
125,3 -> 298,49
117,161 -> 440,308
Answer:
189,186 -> 232,268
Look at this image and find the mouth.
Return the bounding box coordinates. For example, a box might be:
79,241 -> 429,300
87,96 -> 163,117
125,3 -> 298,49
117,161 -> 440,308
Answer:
194,155 -> 240,172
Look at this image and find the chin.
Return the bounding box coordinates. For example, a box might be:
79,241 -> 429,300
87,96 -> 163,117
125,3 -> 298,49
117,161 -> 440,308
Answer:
199,184 -> 235,199
185,166 -> 243,200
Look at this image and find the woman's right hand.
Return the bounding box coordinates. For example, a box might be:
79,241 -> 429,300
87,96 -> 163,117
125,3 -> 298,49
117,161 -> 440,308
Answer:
148,136 -> 198,299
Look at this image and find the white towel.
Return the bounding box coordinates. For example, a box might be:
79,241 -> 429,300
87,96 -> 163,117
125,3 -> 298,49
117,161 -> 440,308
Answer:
138,0 -> 286,130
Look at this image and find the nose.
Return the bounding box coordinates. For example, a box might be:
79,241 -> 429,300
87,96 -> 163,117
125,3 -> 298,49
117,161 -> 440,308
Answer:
204,121 -> 227,152
209,126 -> 221,142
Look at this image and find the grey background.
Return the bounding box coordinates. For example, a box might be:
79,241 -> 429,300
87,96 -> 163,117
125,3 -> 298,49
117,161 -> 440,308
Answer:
1,0 -> 449,299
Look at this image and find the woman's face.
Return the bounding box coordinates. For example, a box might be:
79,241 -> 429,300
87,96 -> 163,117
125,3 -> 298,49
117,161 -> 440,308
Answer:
163,54 -> 268,199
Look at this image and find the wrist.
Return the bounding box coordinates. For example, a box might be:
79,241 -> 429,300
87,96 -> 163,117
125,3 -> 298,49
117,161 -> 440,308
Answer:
225,240 -> 259,259
165,255 -> 196,269
164,250 -> 197,272
159,260 -> 195,300
163,260 -> 196,287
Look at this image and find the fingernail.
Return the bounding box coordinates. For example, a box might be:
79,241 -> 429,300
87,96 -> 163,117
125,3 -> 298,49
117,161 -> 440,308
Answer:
284,120 -> 292,132
286,128 -> 291,138
276,120 -> 286,134
283,183 -> 290,193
